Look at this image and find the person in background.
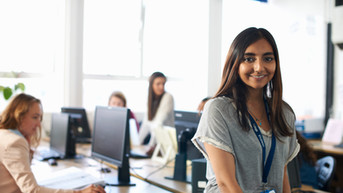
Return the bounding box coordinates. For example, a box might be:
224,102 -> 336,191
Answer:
296,131 -> 319,188
108,91 -> 140,132
138,72 -> 175,155
0,93 -> 106,193
192,27 -> 299,193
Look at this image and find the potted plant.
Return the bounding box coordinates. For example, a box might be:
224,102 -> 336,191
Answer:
0,83 -> 25,100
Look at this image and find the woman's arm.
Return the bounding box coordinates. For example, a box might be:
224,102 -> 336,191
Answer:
204,142 -> 243,193
3,137 -> 73,193
152,93 -> 174,126
283,165 -> 291,193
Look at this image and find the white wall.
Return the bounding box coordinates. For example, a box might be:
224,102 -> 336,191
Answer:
221,0 -> 328,118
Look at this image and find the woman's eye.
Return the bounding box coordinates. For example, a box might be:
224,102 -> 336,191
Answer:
264,57 -> 274,62
243,57 -> 255,62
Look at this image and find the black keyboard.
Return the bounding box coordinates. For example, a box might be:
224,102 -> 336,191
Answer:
130,150 -> 150,159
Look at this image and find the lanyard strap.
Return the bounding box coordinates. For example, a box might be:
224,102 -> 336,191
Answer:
248,99 -> 276,183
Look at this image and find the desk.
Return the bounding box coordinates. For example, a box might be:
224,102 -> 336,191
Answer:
34,142 -> 171,193
72,142 -> 192,193
309,140 -> 343,155
37,140 -> 327,193
129,159 -> 192,193
309,140 -> 343,192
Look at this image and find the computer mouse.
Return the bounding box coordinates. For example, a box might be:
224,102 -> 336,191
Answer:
100,167 -> 111,173
48,158 -> 58,166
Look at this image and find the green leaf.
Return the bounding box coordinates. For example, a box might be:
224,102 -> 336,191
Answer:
0,86 -> 4,92
15,83 -> 25,91
3,87 -> 13,100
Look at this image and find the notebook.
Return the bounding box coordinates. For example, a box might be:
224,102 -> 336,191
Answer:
37,167 -> 104,189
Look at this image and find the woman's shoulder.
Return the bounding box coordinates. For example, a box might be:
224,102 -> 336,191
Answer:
204,96 -> 236,113
207,96 -> 235,107
281,101 -> 296,120
161,92 -> 174,102
0,129 -> 20,139
0,129 -> 27,149
163,92 -> 173,98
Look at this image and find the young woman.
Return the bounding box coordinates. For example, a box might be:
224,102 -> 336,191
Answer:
108,91 -> 140,131
138,72 -> 175,153
192,27 -> 299,193
0,93 -> 106,193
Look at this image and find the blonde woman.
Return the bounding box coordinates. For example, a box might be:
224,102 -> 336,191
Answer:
0,93 -> 105,193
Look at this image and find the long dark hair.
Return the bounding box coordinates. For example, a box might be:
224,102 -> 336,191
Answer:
296,131 -> 317,166
214,27 -> 293,138
148,72 -> 166,120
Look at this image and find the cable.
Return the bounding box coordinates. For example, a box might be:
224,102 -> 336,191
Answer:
143,157 -> 175,180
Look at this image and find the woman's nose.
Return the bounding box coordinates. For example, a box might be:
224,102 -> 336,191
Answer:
254,59 -> 263,72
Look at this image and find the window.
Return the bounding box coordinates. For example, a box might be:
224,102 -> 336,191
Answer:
0,0 -> 65,112
83,0 -> 209,112
83,0 -> 142,76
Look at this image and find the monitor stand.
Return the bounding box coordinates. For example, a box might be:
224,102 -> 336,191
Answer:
165,153 -> 191,183
104,160 -> 136,186
104,177 -> 136,186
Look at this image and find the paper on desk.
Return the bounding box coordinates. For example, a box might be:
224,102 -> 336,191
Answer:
37,167 -> 104,189
322,119 -> 343,144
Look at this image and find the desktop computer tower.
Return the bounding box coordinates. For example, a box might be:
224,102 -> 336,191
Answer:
191,158 -> 207,193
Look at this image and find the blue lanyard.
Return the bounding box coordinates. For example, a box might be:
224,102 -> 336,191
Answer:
248,100 -> 276,184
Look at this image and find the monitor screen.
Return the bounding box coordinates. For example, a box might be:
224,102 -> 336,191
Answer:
61,107 -> 91,143
91,106 -> 134,186
50,113 -> 76,158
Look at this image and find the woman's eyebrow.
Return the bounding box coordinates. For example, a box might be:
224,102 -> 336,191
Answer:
263,52 -> 274,56
243,52 -> 274,56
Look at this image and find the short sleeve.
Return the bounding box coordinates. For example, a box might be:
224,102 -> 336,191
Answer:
286,129 -> 300,164
192,98 -> 237,160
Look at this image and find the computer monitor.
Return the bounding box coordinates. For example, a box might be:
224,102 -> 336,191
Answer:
61,107 -> 92,143
166,110 -> 204,183
91,106 -> 135,186
49,113 -> 76,159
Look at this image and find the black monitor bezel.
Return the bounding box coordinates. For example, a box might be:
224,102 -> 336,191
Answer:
50,113 -> 76,159
91,106 -> 134,186
166,110 -> 203,183
61,107 -> 91,142
174,110 -> 203,160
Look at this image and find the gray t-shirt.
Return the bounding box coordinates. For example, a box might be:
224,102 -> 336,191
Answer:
192,96 -> 299,193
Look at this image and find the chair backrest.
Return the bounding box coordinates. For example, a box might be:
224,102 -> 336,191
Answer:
315,156 -> 336,191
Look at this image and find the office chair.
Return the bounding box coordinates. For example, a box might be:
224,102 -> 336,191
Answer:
315,156 -> 336,191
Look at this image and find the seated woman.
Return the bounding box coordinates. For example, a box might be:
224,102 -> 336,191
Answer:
0,93 -> 105,193
138,72 -> 175,155
108,91 -> 140,131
